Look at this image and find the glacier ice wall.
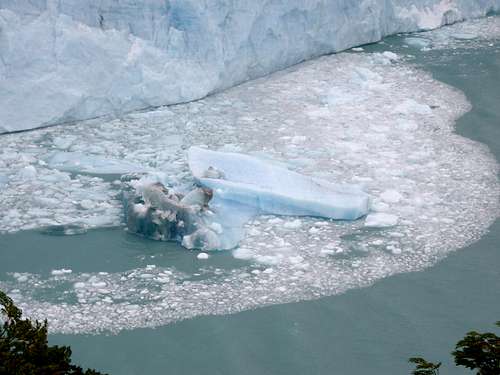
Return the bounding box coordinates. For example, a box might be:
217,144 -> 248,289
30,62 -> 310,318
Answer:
1,0 -> 500,132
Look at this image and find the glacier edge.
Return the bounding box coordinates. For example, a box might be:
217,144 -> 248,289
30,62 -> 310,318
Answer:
1,0 -> 500,133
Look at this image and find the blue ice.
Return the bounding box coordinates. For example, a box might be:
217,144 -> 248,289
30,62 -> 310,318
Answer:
188,147 -> 370,221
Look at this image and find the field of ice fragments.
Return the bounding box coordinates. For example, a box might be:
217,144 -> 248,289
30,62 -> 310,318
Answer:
1,19 -> 499,334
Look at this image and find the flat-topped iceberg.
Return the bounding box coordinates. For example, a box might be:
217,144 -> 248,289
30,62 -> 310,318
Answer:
188,147 -> 370,221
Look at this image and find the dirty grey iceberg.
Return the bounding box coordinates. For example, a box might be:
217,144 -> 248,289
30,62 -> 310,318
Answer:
125,147 -> 369,251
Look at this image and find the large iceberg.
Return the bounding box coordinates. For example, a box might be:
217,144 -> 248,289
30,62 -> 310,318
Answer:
124,147 -> 369,250
1,0 -> 500,132
188,147 -> 369,221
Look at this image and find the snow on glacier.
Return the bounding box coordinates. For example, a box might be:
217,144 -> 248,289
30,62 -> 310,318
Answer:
2,0 -> 500,132
0,32 -> 499,333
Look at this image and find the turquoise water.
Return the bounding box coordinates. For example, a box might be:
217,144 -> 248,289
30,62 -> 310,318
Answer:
1,34 -> 499,374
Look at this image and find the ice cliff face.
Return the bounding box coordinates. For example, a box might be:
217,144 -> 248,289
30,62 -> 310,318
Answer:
1,0 -> 499,133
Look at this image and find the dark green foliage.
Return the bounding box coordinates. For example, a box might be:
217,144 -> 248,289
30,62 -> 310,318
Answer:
452,321 -> 500,375
0,290 -> 106,375
409,357 -> 441,375
410,321 -> 499,375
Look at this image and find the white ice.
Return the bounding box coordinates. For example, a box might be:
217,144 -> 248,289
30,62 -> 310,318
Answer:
47,152 -> 149,175
1,1 -> 500,132
365,213 -> 399,228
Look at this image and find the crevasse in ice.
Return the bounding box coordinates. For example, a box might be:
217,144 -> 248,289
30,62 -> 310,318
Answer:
1,0 -> 500,132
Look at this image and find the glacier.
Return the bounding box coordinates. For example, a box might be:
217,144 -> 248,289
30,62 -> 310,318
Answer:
1,0 -> 500,133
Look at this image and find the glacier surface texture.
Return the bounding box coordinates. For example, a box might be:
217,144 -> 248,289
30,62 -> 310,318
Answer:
1,0 -> 500,132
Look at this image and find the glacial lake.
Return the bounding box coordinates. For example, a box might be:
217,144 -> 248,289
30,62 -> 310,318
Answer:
1,22 -> 499,374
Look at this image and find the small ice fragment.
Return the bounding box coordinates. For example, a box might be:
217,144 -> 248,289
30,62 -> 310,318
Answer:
47,152 -> 148,175
0,174 -> 8,188
233,248 -> 254,260
352,47 -> 364,52
197,252 -> 210,260
80,199 -> 95,210
371,200 -> 390,212
380,190 -> 403,204
404,37 -> 432,49
268,217 -> 283,225
397,120 -> 419,131
452,33 -> 477,40
320,249 -> 336,255
365,213 -> 399,228
51,268 -> 73,276
18,165 -> 37,180
394,99 -> 432,115
284,219 -> 302,229
13,273 -> 29,282
382,51 -> 399,61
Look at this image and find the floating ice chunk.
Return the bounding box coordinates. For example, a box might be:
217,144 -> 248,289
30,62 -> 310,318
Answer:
326,87 -> 365,107
380,190 -> 403,204
197,253 -> 210,260
372,52 -> 400,65
397,120 -> 419,131
188,147 -> 369,221
371,200 -> 390,212
180,188 -> 213,208
232,248 -> 255,260
283,219 -> 302,229
47,152 -> 148,175
18,165 -> 37,180
351,67 -> 383,87
404,37 -> 432,49
394,99 -> 432,115
452,33 -> 478,40
13,273 -> 29,282
382,51 -> 399,61
51,269 -> 73,276
0,174 -> 8,188
53,136 -> 76,150
365,213 -> 399,228
182,229 -> 221,251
